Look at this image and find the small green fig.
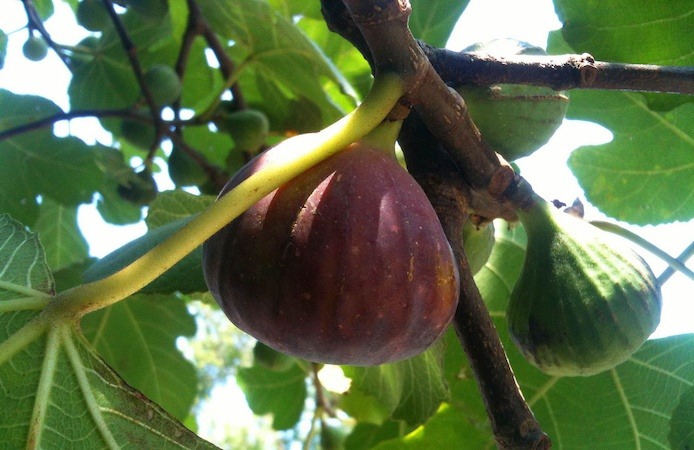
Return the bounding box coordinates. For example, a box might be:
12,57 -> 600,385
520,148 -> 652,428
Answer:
507,197 -> 662,376
23,36 -> 48,62
117,168 -> 158,205
77,0 -> 110,32
168,147 -> 207,187
120,119 -> 157,150
143,65 -> 182,107
456,39 -> 569,160
214,107 -> 269,153
252,341 -> 295,372
462,219 -> 495,275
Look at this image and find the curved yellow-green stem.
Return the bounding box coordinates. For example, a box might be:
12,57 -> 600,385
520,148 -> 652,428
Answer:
47,73 -> 406,319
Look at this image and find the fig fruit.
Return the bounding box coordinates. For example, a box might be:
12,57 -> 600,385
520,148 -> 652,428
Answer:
203,143 -> 459,366
143,65 -> 182,107
168,146 -> 207,186
456,39 -> 569,161
117,168 -> 157,205
120,119 -> 157,150
462,219 -> 495,275
507,198 -> 662,376
23,36 -> 48,62
214,107 -> 269,153
77,0 -> 110,32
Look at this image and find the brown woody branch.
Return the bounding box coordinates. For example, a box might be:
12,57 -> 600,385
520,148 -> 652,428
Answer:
20,0 -> 72,67
419,42 -> 694,95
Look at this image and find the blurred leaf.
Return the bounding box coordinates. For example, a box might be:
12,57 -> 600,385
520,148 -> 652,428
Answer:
343,341 -> 448,426
198,0 -> 350,126
180,38 -> 225,113
345,421 -> 401,450
80,293 -> 198,421
237,363 -> 307,430
669,385 -> 694,449
409,0 -> 470,48
268,0 -> 323,19
181,125 -> 235,169
33,198 -> 89,271
94,147 -> 145,225
0,91 -> 102,225
0,215 -> 217,449
146,190 -> 216,228
83,215 -> 207,294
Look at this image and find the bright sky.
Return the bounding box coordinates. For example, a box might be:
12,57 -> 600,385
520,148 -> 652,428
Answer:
1,0 -> 693,445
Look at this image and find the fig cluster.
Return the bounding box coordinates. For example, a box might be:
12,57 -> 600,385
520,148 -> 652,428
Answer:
203,142 -> 460,366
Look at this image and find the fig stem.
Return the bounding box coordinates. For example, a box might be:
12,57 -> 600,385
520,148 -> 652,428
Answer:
44,73 -> 406,320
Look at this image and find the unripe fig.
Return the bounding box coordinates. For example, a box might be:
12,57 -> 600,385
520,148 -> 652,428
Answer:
252,341 -> 295,372
507,198 -> 661,376
77,0 -> 110,32
203,143 -> 459,366
117,168 -> 157,205
23,36 -> 48,62
462,219 -> 495,275
168,147 -> 207,187
120,119 -> 157,150
214,106 -> 269,153
456,39 -> 569,160
143,65 -> 182,107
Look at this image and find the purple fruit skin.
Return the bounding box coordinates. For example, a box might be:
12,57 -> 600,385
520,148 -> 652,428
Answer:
203,144 -> 459,365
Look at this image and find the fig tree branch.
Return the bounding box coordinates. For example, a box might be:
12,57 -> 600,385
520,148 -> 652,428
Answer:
419,43 -> 694,95
20,0 -> 72,67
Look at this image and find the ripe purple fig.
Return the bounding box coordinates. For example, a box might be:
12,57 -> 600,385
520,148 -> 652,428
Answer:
203,142 -> 459,365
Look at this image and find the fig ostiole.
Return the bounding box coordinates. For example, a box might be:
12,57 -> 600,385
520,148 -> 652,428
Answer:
203,134 -> 459,366
507,197 -> 662,376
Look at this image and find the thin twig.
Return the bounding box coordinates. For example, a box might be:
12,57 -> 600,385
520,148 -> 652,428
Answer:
20,0 -> 72,67
658,241 -> 694,285
419,42 -> 694,95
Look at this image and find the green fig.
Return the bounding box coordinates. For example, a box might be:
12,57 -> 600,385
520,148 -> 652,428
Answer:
462,219 -> 495,275
168,147 -> 208,187
120,119 -> 157,150
252,341 -> 295,372
507,197 -> 662,376
214,107 -> 269,153
117,168 -> 158,205
23,36 -> 48,62
143,65 -> 182,107
456,39 -> 569,160
77,0 -> 110,32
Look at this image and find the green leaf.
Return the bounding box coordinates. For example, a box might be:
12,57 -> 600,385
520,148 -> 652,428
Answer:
83,215 -> 207,294
197,0 -> 350,124
343,342 -> 449,426
669,385 -> 694,449
0,216 -> 217,449
554,0 -> 694,66
146,190 -> 216,228
236,363 -> 308,430
409,0 -> 470,48
80,293 -> 198,421
94,147 -> 145,225
33,198 -> 89,271
345,421 -> 401,450
567,92 -> 694,224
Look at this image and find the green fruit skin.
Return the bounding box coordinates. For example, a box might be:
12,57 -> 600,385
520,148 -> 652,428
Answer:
456,39 -> 569,161
168,147 -> 208,186
508,199 -> 662,377
462,219 -> 495,275
215,108 -> 269,153
23,36 -> 48,62
120,119 -> 156,149
143,65 -> 182,107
